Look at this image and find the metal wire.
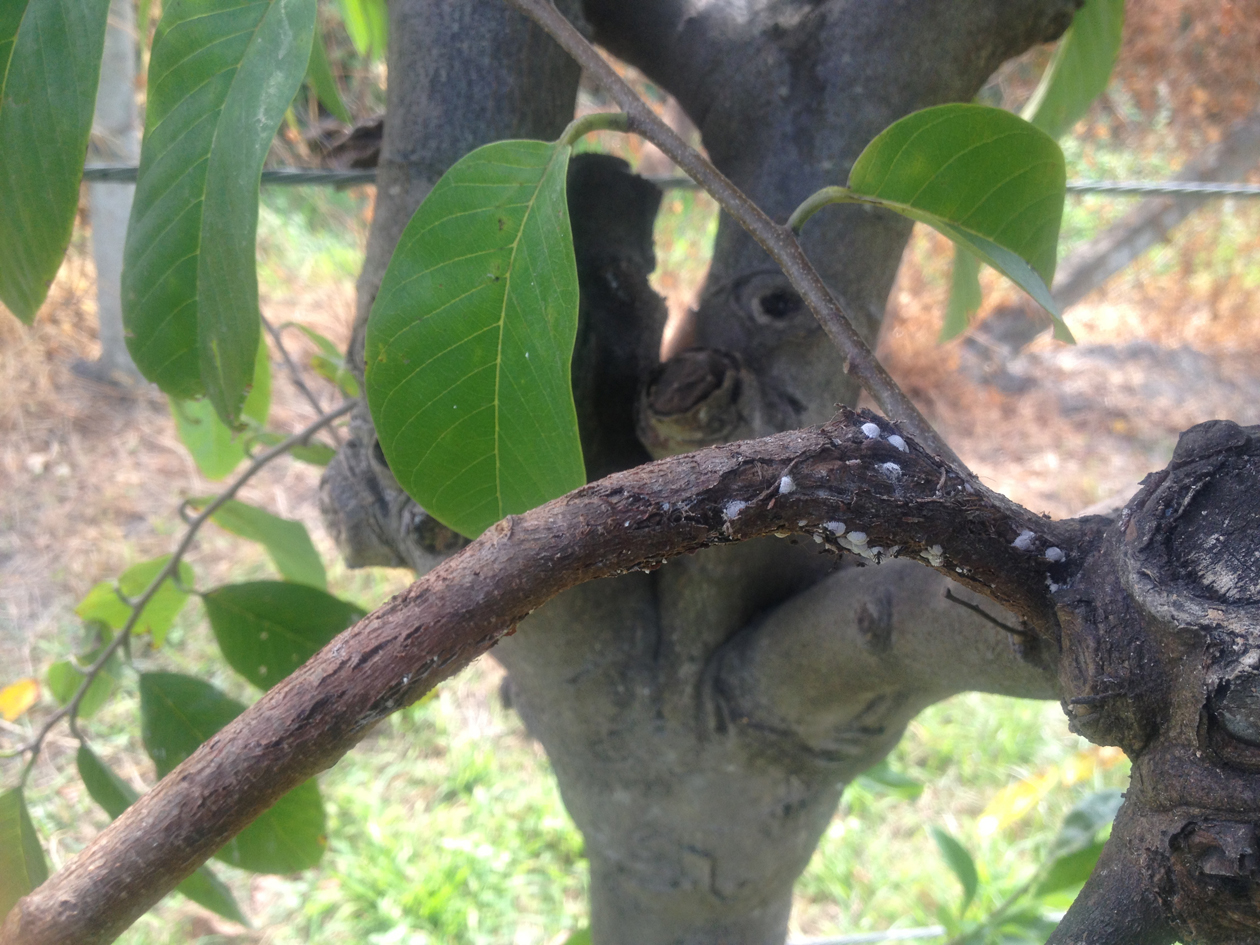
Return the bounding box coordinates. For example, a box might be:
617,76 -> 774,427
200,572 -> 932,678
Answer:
81,164 -> 1260,197
788,927 -> 946,945
1065,179 -> 1260,197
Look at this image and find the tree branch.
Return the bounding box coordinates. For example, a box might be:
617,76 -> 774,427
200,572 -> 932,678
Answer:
504,0 -> 968,472
1,408 -> 1097,945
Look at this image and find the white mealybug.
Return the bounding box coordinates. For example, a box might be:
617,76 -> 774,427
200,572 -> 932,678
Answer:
724,500 -> 748,520
779,475 -> 796,494
826,521 -> 846,536
861,422 -> 882,439
1044,546 -> 1065,562
887,434 -> 908,452
847,531 -> 868,544
920,544 -> 945,567
1012,529 -> 1036,551
878,462 -> 902,480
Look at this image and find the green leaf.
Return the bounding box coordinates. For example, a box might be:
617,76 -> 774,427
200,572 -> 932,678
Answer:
0,788 -> 48,916
563,930 -> 592,945
292,324 -> 359,397
290,441 -> 337,466
122,0 -> 317,423
1023,0 -> 1125,141
0,0 -> 111,323
76,746 -> 248,924
194,499 -> 326,590
366,138 -> 585,539
75,555 -> 195,647
844,104 -> 1071,341
305,28 -> 351,124
856,760 -> 924,800
47,655 -> 116,719
337,0 -> 385,58
170,339 -> 272,480
943,247 -> 983,341
930,825 -> 979,915
76,744 -> 136,817
1035,839 -> 1106,897
203,581 -> 364,689
140,672 -> 326,872
1050,789 -> 1123,857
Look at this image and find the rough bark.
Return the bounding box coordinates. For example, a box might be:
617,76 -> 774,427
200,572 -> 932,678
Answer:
320,0 -> 1098,941
15,2 -> 1260,944
1044,420 -> 1260,944
2,406 -> 1101,945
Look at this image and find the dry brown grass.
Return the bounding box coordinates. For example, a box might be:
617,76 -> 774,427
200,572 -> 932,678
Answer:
0,224 -> 367,684
881,220 -> 1260,517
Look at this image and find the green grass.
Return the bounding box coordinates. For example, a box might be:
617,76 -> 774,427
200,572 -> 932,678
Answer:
794,695 -> 1130,938
256,185 -> 371,288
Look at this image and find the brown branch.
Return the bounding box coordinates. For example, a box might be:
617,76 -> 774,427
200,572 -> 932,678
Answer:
503,0 -> 968,473
0,409 -> 1093,945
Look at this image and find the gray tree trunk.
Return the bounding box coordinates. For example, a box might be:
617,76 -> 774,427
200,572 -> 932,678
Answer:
84,0 -> 142,384
320,1 -> 1084,941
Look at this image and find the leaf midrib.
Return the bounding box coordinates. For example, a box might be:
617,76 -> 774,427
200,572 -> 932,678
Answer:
491,143 -> 568,521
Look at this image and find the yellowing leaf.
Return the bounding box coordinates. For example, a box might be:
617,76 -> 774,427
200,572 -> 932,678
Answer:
977,770 -> 1057,836
0,678 -> 39,721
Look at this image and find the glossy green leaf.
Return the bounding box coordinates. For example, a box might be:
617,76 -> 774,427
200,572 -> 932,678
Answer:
366,139 -> 585,539
0,0 -> 111,323
292,324 -> 359,397
930,825 -> 979,915
195,499 -> 326,589
203,581 -> 364,689
170,339 -> 272,480
563,930 -> 592,945
337,0 -> 385,58
0,788 -> 48,916
122,0 -> 316,423
305,28 -> 351,124
76,746 -> 248,923
943,246 -> 983,341
140,672 -> 326,872
845,104 -> 1071,341
1023,0 -> 1125,140
76,556 -> 195,647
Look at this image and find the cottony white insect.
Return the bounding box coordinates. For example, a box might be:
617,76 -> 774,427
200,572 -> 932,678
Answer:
920,544 -> 945,567
723,500 -> 748,519
1044,546 -> 1065,562
878,462 -> 901,480
779,475 -> 796,494
887,434 -> 908,452
1012,529 -> 1036,551
847,531 -> 868,544
861,422 -> 882,439
825,521 -> 846,536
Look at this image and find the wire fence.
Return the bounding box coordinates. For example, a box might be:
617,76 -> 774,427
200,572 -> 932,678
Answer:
789,927 -> 946,945
81,164 -> 1260,197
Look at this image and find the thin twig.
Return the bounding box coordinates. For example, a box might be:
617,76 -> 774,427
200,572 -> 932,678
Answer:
8,401 -> 356,781
943,589 -> 1029,637
262,316 -> 346,446
503,0 -> 967,473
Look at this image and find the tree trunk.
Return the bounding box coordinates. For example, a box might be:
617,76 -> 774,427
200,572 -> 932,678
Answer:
321,1 -> 1086,940
83,0 -> 142,384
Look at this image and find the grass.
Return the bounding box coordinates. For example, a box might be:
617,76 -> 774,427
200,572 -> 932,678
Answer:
4,84 -> 1254,945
